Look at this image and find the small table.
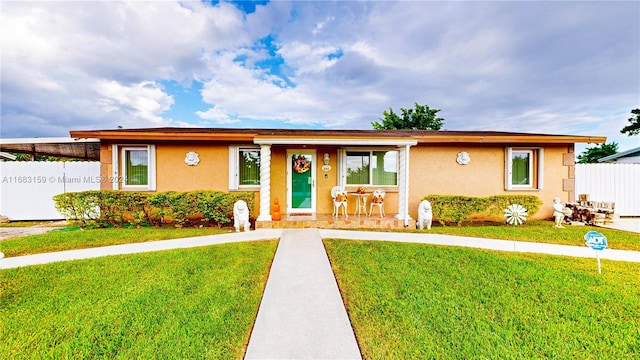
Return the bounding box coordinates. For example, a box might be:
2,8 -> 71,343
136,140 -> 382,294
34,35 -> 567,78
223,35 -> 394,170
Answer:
351,193 -> 369,216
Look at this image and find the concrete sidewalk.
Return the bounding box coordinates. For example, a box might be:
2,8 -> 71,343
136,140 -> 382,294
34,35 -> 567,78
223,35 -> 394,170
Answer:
2,227 -> 639,269
0,229 -> 282,270
320,230 -> 640,263
245,228 -> 361,359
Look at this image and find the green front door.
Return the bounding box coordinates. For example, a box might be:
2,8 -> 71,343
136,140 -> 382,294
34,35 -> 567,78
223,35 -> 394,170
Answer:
288,151 -> 316,213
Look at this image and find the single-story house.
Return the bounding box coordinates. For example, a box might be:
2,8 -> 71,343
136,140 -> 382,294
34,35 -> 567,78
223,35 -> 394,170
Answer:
69,127 -> 605,226
597,146 -> 640,164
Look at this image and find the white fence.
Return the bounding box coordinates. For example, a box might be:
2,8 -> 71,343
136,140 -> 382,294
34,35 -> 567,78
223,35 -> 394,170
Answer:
575,163 -> 640,217
0,161 -> 100,220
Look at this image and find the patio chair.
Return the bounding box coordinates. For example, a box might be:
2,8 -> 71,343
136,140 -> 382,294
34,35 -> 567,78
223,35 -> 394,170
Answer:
331,186 -> 348,218
369,189 -> 385,217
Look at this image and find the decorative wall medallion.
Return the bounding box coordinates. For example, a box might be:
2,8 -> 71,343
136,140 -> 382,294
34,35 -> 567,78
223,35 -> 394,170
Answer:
456,151 -> 470,165
185,151 -> 200,166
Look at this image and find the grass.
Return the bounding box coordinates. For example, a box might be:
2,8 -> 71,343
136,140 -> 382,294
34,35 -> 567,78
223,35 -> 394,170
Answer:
0,227 -> 231,257
0,240 -> 278,360
412,220 -> 640,251
0,221 -> 66,228
325,239 -> 640,359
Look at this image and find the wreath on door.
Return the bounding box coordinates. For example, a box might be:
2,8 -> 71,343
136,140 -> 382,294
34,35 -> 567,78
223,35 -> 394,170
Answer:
293,155 -> 311,174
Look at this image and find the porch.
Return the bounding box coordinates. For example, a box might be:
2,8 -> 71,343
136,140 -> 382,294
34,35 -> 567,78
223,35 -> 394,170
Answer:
255,213 -> 416,230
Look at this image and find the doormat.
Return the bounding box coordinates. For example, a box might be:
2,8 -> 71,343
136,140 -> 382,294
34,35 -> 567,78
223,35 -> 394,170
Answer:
288,213 -> 313,217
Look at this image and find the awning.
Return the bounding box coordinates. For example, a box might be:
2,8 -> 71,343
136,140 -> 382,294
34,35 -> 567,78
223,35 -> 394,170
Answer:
0,137 -> 100,161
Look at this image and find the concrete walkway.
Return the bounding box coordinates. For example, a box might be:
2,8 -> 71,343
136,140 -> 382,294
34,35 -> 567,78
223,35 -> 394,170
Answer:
245,229 -> 361,359
319,230 -> 640,263
0,229 -> 282,270
2,227 -> 639,269
597,217 -> 640,233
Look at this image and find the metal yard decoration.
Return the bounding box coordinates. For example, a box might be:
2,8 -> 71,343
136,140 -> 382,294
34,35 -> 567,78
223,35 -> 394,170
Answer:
504,204 -> 528,225
504,204 -> 528,251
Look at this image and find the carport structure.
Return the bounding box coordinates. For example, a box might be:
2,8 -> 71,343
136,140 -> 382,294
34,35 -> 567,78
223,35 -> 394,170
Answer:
0,137 -> 100,161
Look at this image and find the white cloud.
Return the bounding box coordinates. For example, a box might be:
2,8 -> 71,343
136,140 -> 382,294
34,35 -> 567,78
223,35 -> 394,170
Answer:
0,0 -> 637,153
277,42 -> 340,74
1,0 -> 248,135
94,80 -> 174,125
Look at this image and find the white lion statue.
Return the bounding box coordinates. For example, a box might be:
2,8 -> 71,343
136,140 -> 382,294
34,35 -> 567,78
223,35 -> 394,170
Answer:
233,200 -> 251,232
417,199 -> 433,230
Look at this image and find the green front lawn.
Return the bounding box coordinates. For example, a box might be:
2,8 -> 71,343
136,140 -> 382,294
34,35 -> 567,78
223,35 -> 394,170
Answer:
325,239 -> 640,359
418,220 -> 640,251
0,241 -> 278,359
0,227 -> 231,257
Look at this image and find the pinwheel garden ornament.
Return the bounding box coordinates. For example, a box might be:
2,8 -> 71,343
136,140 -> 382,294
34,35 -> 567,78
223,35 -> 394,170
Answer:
504,204 -> 528,225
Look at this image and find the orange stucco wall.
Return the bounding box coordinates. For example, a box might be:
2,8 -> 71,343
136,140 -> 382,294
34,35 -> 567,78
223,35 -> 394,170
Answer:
155,142 -> 228,191
101,141 -> 262,216
408,143 -> 573,220
100,141 -> 574,221
101,142 -> 233,192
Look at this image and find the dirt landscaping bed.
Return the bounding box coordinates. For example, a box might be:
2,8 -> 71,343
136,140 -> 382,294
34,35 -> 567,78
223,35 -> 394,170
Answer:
0,221 -> 68,241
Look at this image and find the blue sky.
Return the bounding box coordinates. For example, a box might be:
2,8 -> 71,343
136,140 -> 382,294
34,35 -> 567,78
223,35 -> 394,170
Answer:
1,0 -> 639,153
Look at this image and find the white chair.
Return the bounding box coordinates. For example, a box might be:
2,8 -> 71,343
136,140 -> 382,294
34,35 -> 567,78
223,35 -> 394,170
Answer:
369,189 -> 385,217
331,186 -> 348,218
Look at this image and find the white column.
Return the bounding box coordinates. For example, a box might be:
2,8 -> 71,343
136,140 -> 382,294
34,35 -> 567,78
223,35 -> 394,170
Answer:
257,144 -> 272,222
395,145 -> 412,223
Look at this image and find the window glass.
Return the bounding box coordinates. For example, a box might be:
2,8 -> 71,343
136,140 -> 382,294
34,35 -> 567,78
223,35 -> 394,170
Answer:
346,150 -> 398,185
239,150 -> 260,186
346,152 -> 370,184
125,149 -> 148,186
511,151 -> 531,185
372,151 -> 398,185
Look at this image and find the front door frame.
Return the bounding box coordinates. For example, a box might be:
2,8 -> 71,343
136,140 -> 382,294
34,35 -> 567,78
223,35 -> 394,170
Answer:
286,149 -> 317,214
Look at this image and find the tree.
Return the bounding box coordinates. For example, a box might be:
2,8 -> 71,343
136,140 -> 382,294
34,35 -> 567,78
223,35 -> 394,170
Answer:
577,142 -> 618,164
620,108 -> 640,136
372,102 -> 444,130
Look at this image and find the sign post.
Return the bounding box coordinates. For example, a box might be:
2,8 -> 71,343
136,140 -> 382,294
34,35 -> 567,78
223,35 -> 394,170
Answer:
584,231 -> 608,274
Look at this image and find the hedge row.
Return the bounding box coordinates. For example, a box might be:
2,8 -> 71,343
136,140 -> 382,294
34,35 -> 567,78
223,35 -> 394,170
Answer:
423,194 -> 543,226
53,190 -> 255,228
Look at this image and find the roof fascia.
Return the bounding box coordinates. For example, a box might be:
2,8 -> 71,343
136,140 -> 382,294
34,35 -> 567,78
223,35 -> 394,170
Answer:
70,130 -> 256,142
254,137 -> 418,146
68,129 -> 607,145
413,135 -> 607,144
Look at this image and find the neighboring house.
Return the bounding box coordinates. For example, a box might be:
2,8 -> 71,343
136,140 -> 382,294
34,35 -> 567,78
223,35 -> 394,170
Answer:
69,128 -> 606,223
597,146 -> 640,164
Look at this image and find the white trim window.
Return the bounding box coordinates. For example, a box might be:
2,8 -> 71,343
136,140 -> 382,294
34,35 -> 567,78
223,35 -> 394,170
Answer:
112,144 -> 156,191
505,147 -> 544,190
342,149 -> 398,186
229,146 -> 261,190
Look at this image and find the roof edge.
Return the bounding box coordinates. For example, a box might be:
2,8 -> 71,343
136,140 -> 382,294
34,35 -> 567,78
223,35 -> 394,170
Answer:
597,146 -> 640,162
69,127 -> 607,144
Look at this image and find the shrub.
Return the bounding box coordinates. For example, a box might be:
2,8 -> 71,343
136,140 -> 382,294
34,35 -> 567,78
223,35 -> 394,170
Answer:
157,191 -> 202,226
53,191 -> 101,228
484,195 -> 542,218
96,191 -> 151,227
424,195 -> 486,226
54,190 -> 255,228
423,194 -> 542,226
197,191 -> 228,227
